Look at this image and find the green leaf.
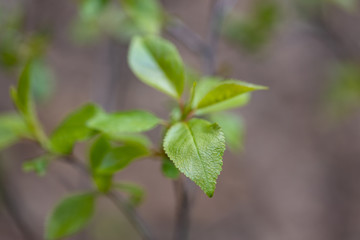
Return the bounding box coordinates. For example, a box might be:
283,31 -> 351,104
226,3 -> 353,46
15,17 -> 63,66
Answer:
114,182 -> 145,206
120,0 -> 163,34
161,158 -> 180,179
50,104 -> 102,155
210,112 -> 245,152
94,144 -> 149,175
11,59 -> 49,148
45,192 -> 96,240
128,36 -> 185,99
193,78 -> 266,115
105,133 -> 152,148
89,136 -> 111,172
93,174 -> 113,193
22,155 -> 50,176
0,113 -> 30,150
163,118 -> 225,197
330,0 -> 358,11
87,110 -> 159,135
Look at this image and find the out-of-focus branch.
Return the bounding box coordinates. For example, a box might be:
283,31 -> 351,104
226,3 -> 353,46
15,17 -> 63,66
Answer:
63,156 -> 157,240
173,177 -> 191,240
206,0 -> 238,75
166,18 -> 207,56
107,191 -> 156,240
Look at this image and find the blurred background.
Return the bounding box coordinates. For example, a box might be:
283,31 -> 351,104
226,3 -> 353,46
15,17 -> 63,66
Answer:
1,0 -> 360,239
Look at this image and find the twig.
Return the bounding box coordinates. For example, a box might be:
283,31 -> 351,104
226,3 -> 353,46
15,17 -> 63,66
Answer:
166,18 -> 207,56
206,0 -> 238,75
173,177 -> 191,240
63,156 -> 156,240
107,191 -> 156,240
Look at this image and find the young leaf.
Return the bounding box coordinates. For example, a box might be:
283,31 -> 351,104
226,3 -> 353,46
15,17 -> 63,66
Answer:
22,155 -> 50,176
89,136 -> 111,172
45,192 -> 96,240
11,59 -> 49,148
91,144 -> 149,175
161,158 -> 180,179
0,113 -> 30,150
105,132 -> 152,148
163,118 -> 225,197
120,0 -> 163,34
50,104 -> 102,155
193,78 -> 266,115
210,112 -> 245,152
114,182 -> 145,206
87,110 -> 159,135
128,36 -> 185,99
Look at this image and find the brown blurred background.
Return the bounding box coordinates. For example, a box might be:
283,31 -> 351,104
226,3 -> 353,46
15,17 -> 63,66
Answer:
1,0 -> 360,239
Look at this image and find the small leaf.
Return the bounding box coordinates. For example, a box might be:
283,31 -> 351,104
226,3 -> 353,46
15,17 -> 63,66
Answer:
161,158 -> 180,179
94,144 -> 149,175
105,133 -> 151,148
0,113 -> 30,150
45,192 -> 96,240
93,174 -> 113,193
193,78 -> 266,115
128,36 -> 185,99
50,104 -> 102,155
87,110 -> 159,135
120,0 -> 163,34
210,112 -> 245,152
89,136 -> 111,172
114,182 -> 145,206
163,118 -> 225,197
22,155 -> 50,176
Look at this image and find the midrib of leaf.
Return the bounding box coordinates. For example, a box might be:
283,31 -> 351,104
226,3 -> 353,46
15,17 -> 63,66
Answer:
184,122 -> 210,187
144,41 -> 178,97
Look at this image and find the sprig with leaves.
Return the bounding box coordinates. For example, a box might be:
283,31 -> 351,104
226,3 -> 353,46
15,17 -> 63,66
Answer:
0,0 -> 267,239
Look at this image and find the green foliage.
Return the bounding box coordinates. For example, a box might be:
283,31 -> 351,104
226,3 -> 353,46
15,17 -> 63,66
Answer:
114,182 -> 145,206
128,36 -> 185,99
22,155 -> 50,176
0,113 -> 30,150
192,77 -> 266,115
90,135 -> 149,175
326,62 -> 360,119
224,0 -> 280,52
164,118 -> 225,197
120,0 -> 163,35
50,104 -> 102,155
161,158 -> 180,179
93,144 -> 149,175
210,112 -> 245,152
72,0 -> 164,43
87,110 -> 160,135
45,192 -> 96,240
11,59 -> 49,148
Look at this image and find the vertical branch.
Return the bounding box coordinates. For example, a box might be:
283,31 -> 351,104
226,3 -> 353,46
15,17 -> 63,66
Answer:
205,0 -> 238,75
173,177 -> 191,240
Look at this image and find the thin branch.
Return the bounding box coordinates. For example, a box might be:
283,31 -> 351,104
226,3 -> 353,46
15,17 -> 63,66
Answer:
173,177 -> 191,240
62,156 -> 157,240
165,18 -> 207,56
206,0 -> 238,75
107,191 -> 156,240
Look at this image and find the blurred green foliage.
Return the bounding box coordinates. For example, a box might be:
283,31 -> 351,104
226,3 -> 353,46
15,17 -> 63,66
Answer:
223,0 -> 281,52
325,62 -> 360,119
72,0 -> 164,44
0,5 -> 54,102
